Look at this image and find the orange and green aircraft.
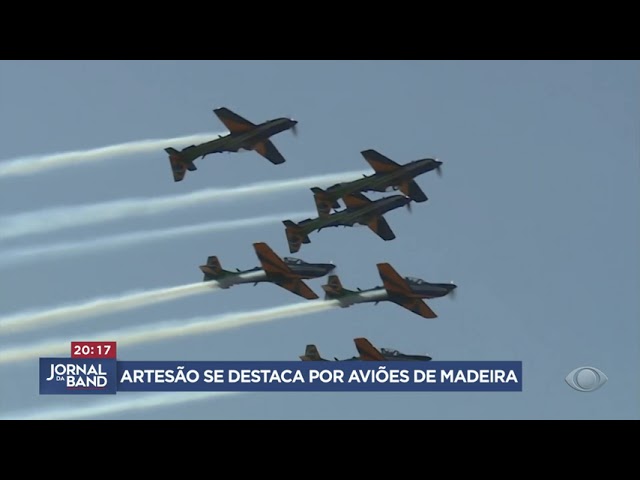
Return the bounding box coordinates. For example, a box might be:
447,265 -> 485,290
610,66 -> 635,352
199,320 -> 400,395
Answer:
300,337 -> 432,361
165,107 -> 297,182
320,263 -> 456,319
199,242 -> 334,300
310,149 -> 442,215
282,192 -> 412,254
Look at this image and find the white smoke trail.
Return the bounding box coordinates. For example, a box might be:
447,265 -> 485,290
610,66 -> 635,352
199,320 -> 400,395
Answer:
0,299 -> 340,364
0,132 -> 220,179
0,281 -> 219,335
0,210 -> 315,269
0,170 -> 366,242
0,392 -> 244,420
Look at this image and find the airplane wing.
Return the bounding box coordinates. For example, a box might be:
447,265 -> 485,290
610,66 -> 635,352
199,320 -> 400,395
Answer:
376,262 -> 437,319
253,139 -> 286,165
361,149 -> 401,173
390,298 -> 437,319
353,338 -> 386,361
376,263 -> 415,297
399,180 -> 428,202
342,192 -> 372,209
273,278 -> 318,300
253,242 -> 318,299
213,107 -> 257,133
366,216 -> 396,241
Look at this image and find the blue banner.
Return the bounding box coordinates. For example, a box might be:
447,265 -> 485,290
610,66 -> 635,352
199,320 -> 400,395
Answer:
39,360 -> 522,393
115,361 -> 523,392
39,358 -> 118,395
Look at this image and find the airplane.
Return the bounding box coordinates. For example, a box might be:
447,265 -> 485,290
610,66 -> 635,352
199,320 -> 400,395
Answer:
198,242 -> 334,300
299,337 -> 432,361
310,149 -> 442,215
321,262 -> 457,319
282,192 -> 412,253
164,107 -> 298,182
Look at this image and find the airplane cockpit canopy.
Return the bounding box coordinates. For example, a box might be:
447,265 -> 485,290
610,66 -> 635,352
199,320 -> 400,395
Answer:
284,257 -> 305,265
381,348 -> 400,356
405,276 -> 425,285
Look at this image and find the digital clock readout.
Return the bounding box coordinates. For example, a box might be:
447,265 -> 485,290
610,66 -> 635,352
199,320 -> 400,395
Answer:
71,342 -> 117,359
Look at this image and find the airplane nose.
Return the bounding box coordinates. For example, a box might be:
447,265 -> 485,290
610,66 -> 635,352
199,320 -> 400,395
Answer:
325,263 -> 337,272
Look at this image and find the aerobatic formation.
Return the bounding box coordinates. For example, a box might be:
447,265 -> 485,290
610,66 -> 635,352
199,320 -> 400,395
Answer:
168,107 -> 455,360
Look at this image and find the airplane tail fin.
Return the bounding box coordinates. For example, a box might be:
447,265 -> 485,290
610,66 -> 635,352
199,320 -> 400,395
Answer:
322,274 -> 346,299
199,256 -> 224,281
353,337 -> 386,360
283,220 -> 310,254
311,187 -> 340,217
299,344 -> 325,361
166,147 -> 197,182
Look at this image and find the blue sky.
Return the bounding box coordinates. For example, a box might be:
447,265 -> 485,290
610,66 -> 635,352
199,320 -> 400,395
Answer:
0,60 -> 637,419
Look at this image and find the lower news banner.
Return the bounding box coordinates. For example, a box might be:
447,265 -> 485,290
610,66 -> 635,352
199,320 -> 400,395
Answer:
40,350 -> 523,394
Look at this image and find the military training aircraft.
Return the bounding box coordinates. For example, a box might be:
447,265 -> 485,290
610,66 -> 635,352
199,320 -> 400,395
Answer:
164,107 -> 298,182
321,263 -> 456,319
299,337 -> 432,361
310,149 -> 442,215
282,192 -> 412,253
199,242 -> 334,300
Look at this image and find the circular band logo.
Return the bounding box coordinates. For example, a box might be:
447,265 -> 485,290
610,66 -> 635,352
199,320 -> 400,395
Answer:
565,366 -> 608,392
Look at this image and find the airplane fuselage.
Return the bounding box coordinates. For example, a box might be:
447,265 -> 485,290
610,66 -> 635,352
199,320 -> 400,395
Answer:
210,268 -> 267,288
286,262 -> 336,278
328,287 -> 388,307
210,262 -> 334,289
182,118 -> 296,160
337,352 -> 431,361
384,353 -> 432,361
327,159 -> 442,197
299,195 -> 410,233
327,281 -> 455,307
404,282 -> 457,299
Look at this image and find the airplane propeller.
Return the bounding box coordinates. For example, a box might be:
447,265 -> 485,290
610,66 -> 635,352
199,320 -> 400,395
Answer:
406,201 -> 413,213
291,123 -> 298,137
329,260 -> 338,275
436,163 -> 443,177
449,281 -> 456,300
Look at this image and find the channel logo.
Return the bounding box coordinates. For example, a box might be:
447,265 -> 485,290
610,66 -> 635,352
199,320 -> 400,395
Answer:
39,358 -> 117,395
